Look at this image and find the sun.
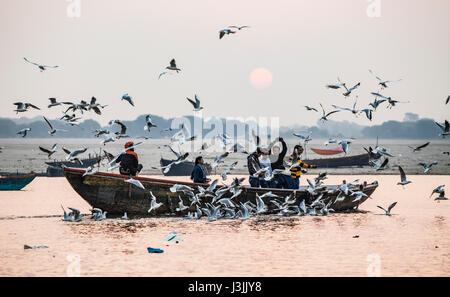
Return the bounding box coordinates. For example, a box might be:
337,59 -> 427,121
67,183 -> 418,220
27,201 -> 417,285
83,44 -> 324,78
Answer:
249,68 -> 273,89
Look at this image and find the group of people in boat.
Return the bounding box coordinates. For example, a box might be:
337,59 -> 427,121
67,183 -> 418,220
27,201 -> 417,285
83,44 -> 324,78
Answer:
116,138 -> 316,189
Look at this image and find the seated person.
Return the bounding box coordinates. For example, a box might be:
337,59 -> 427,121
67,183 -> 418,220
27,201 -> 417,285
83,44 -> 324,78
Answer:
247,147 -> 264,188
116,141 -> 143,176
288,145 -> 317,189
268,137 -> 289,189
191,156 -> 210,184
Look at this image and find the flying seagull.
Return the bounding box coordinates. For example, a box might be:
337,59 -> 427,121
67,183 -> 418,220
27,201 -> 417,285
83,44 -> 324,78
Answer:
43,116 -> 64,136
397,166 -> 411,186
430,185 -> 445,198
368,69 -> 402,89
377,202 -> 397,216
228,25 -> 250,30
121,93 -> 134,106
144,115 -> 157,132
369,158 -> 389,171
47,98 -> 61,108
304,106 -> 318,112
166,59 -> 181,72
446,95 -> 449,105
371,92 -> 409,109
360,108 -> 373,121
24,57 -> 58,72
186,94 -> 203,111
408,142 -> 430,152
419,162 -> 438,173
435,120 -> 449,138
219,28 -> 236,39
17,128 -> 31,137
63,147 -> 87,161
13,102 -> 40,113
319,103 -> 340,121
342,82 -> 361,97
39,144 -> 57,158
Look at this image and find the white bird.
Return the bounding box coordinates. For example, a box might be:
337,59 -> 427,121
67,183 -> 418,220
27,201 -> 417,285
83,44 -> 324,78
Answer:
13,102 -> 40,113
304,106 -> 318,112
371,146 -> 394,157
24,57 -> 58,72
408,142 -> 430,152
158,72 -> 168,79
176,196 -> 189,212
121,212 -> 129,220
324,139 -> 337,146
63,147 -> 87,161
338,139 -> 353,154
144,115 -> 157,131
101,135 -> 116,145
82,166 -> 99,177
435,120 -> 449,138
397,166 -> 412,186
255,194 -> 268,214
43,116 -> 64,136
369,98 -> 387,110
332,98 -> 359,115
125,177 -> 145,189
186,94 -> 203,111
360,108 -> 373,121
212,152 -> 229,169
219,28 -> 236,39
221,161 -> 238,181
170,184 -> 194,193
377,202 -> 397,216
148,191 -> 163,213
47,98 -> 61,108
39,143 -> 57,158
319,103 -> 340,121
371,92 -> 410,109
419,162 -> 438,173
430,185 -> 445,198
342,82 -> 361,97
369,158 -> 389,171
121,93 -> 134,106
228,25 -> 250,30
369,69 -> 402,89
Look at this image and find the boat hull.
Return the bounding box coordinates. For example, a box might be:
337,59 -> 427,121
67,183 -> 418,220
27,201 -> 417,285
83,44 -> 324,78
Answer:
0,174 -> 36,191
304,153 -> 378,168
63,168 -> 378,216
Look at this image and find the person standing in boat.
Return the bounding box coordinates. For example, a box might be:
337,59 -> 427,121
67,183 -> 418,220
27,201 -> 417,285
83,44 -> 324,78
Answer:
247,147 -> 264,187
116,141 -> 143,176
288,144 -> 317,189
191,156 -> 210,184
268,137 -> 289,189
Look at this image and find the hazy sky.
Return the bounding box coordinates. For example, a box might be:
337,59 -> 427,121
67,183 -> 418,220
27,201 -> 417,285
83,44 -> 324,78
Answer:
0,0 -> 449,127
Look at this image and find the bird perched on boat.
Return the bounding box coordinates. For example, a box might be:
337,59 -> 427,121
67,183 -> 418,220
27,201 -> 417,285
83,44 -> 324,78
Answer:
39,144 -> 57,158
144,115 -> 157,132
408,142 -> 430,152
397,166 -> 411,186
13,102 -> 40,113
17,128 -> 31,137
419,162 -> 438,173
23,57 -> 58,72
319,103 -> 340,122
121,93 -> 134,107
63,147 -> 87,161
377,202 -> 397,216
435,120 -> 449,138
430,185 -> 445,198
186,94 -> 203,111
47,98 -> 61,108
368,69 -> 402,89
219,28 -> 236,39
166,59 -> 181,72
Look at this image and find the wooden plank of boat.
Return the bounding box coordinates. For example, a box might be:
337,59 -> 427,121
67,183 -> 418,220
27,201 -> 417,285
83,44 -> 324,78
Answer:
304,153 -> 379,168
63,167 -> 379,216
0,174 -> 36,191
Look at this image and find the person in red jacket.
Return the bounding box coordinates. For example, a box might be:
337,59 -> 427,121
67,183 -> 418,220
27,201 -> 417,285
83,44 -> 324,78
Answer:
116,141 -> 143,176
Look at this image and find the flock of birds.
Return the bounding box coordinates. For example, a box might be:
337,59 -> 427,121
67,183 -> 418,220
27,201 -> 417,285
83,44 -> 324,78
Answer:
8,25 -> 450,223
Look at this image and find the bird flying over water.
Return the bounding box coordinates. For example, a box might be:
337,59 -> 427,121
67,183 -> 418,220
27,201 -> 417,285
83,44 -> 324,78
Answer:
319,103 -> 340,121
368,69 -> 402,89
408,142 -> 430,152
39,144 -> 57,158
419,162 -> 438,173
435,120 -> 449,138
47,98 -> 61,108
13,102 -> 40,113
144,115 -> 157,132
17,128 -> 31,137
397,166 -> 411,186
121,93 -> 134,106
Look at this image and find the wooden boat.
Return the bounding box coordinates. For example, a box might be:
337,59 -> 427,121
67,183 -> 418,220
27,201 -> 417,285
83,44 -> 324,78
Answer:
63,167 -> 379,216
0,174 -> 36,191
160,158 -> 212,176
311,147 -> 344,156
303,153 -> 379,168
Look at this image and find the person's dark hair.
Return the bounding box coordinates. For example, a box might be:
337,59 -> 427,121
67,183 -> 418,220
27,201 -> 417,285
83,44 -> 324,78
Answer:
292,145 -> 303,159
190,156 -> 203,180
256,147 -> 263,154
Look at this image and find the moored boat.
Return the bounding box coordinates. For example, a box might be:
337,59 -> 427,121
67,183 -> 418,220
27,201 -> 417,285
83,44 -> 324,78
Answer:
160,158 -> 212,176
0,174 -> 36,191
63,167 -> 379,216
304,153 -> 379,168
311,147 -> 344,155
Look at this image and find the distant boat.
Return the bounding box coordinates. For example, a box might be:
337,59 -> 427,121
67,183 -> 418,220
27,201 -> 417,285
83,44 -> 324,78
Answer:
0,174 -> 36,191
160,158 -> 212,176
304,153 -> 379,168
311,147 -> 344,155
